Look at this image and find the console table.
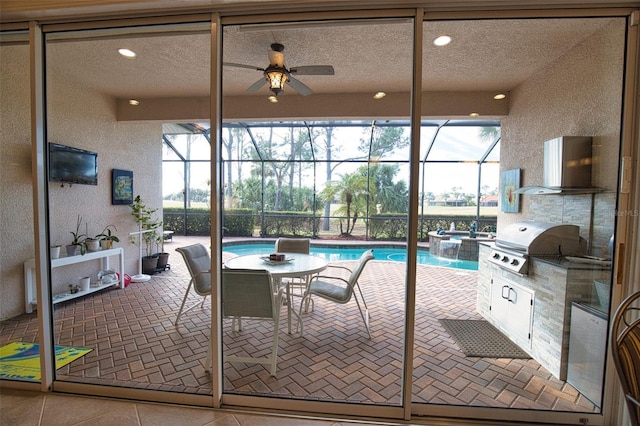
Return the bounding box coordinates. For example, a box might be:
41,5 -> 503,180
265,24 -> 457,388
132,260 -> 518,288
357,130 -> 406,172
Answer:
24,247 -> 125,313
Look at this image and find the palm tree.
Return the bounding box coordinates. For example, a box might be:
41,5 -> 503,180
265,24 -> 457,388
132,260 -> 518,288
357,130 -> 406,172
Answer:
322,171 -> 373,236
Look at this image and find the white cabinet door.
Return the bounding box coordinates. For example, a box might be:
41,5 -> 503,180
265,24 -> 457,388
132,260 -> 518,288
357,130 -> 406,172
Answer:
507,282 -> 534,348
490,277 -> 533,348
490,277 -> 510,325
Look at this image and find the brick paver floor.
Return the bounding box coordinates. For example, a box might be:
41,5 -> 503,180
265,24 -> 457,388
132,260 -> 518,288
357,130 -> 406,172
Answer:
0,236 -> 598,413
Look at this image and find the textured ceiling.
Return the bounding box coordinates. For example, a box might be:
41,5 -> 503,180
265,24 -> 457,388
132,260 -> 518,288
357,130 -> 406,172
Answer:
41,17 -> 613,100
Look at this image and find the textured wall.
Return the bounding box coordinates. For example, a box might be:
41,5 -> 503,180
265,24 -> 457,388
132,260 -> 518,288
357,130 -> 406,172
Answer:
0,42 -> 162,320
500,19 -> 624,248
0,43 -> 34,320
45,43 -> 162,298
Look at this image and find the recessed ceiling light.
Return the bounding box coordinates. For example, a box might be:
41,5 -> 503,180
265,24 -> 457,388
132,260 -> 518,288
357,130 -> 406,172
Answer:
118,48 -> 137,58
128,99 -> 140,106
469,112 -> 480,117
433,35 -> 452,46
494,93 -> 506,100
268,96 -> 278,103
373,92 -> 386,100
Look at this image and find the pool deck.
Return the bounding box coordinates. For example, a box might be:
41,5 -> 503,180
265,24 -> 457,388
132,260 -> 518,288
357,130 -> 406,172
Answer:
0,234 -> 595,415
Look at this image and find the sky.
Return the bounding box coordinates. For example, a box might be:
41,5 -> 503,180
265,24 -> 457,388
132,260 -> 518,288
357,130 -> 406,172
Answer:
162,123 -> 500,198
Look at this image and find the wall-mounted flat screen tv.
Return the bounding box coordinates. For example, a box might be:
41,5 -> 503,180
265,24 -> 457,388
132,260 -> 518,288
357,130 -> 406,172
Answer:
48,143 -> 98,185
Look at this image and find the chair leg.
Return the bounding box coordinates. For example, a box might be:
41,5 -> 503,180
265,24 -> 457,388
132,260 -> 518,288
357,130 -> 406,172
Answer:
353,292 -> 372,339
199,295 -> 208,308
297,293 -> 311,336
174,280 -> 194,325
231,316 -> 243,332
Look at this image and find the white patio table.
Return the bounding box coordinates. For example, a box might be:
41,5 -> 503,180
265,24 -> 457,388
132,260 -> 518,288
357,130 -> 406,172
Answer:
224,252 -> 328,333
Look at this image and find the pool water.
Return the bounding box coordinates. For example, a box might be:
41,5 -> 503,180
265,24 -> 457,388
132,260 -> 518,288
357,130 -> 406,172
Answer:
223,243 -> 478,271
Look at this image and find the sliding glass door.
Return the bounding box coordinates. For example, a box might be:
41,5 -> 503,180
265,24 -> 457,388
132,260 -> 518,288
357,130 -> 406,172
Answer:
413,16 -> 625,424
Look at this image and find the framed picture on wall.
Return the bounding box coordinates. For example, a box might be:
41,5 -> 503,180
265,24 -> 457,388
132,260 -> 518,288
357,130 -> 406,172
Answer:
112,169 -> 133,205
501,168 -> 521,213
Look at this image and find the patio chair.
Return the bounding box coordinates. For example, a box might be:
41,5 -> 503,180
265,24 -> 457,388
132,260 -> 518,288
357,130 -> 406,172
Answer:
275,237 -> 314,311
175,244 -> 212,325
610,290 -> 640,426
222,268 -> 284,376
299,249 -> 374,339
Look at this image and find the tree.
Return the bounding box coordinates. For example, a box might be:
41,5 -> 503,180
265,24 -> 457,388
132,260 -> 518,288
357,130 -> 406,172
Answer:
479,126 -> 500,143
449,186 -> 463,206
322,171 -> 373,235
365,164 -> 409,213
359,125 -> 409,158
314,126 -> 336,230
222,127 -> 247,200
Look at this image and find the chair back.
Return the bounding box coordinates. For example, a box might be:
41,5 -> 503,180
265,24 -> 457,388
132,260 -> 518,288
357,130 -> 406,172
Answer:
275,237 -> 310,254
611,290 -> 640,426
222,269 -> 275,320
176,244 -> 211,295
348,249 -> 375,288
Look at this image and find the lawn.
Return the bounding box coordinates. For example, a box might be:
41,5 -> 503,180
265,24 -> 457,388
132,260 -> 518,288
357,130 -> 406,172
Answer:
163,200 -> 497,217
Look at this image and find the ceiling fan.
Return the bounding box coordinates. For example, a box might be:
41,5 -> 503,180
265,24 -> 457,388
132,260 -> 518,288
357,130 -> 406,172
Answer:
224,43 -> 335,97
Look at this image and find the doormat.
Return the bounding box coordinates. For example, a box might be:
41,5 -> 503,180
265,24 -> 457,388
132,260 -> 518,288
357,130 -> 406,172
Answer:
438,319 -> 531,359
0,342 -> 92,381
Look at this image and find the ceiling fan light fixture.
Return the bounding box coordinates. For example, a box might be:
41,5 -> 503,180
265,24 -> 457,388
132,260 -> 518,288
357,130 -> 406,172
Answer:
268,95 -> 278,103
265,65 -> 289,96
373,91 -> 386,99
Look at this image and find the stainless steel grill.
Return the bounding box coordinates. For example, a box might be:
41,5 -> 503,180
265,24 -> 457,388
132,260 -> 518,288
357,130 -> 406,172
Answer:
488,221 -> 586,275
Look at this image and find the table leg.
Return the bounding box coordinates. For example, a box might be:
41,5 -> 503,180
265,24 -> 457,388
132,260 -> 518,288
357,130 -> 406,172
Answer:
282,281 -> 304,335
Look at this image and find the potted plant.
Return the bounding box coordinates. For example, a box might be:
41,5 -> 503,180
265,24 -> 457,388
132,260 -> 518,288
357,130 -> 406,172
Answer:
67,215 -> 88,256
155,231 -> 170,271
85,237 -> 101,252
50,244 -> 61,259
96,225 -> 120,250
129,195 -> 164,274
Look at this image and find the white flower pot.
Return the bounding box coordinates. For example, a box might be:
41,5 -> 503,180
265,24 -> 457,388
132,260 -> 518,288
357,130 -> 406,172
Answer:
79,276 -> 91,291
51,246 -> 61,259
86,239 -> 100,252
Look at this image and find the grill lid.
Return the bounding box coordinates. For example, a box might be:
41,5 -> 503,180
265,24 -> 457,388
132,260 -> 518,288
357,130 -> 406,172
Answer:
495,221 -> 585,256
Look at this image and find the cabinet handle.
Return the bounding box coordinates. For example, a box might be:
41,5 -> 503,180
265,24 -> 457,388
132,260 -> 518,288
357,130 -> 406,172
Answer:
507,287 -> 517,304
501,285 -> 510,300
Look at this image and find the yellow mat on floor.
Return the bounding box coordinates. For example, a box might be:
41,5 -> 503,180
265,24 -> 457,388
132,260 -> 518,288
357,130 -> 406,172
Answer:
0,341 -> 92,381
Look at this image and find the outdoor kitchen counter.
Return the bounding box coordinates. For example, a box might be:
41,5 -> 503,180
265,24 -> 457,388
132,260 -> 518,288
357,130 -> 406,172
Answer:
532,255 -> 612,271
476,243 -> 612,380
477,241 -> 612,270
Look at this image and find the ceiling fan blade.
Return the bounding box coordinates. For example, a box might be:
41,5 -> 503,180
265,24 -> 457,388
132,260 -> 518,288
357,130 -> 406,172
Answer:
246,78 -> 267,92
287,76 -> 313,96
290,65 -> 335,76
223,62 -> 263,71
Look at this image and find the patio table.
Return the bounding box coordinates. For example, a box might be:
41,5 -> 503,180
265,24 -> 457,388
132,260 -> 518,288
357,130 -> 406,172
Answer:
224,253 -> 328,333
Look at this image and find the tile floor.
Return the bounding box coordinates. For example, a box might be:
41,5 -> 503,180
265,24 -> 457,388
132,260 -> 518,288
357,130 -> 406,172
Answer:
0,236 -> 598,417
0,387 -> 404,426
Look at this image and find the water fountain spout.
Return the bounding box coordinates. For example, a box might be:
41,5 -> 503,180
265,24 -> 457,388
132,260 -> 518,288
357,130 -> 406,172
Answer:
469,221 -> 477,239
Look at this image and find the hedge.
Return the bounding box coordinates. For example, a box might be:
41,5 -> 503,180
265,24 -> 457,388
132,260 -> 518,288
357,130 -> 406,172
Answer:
163,208 -> 496,240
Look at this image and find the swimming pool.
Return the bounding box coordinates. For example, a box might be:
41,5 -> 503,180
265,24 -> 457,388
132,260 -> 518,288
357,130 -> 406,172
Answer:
223,243 -> 478,271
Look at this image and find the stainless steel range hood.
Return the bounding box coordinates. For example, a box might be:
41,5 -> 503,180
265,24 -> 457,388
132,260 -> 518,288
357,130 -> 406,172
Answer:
515,136 -> 605,195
